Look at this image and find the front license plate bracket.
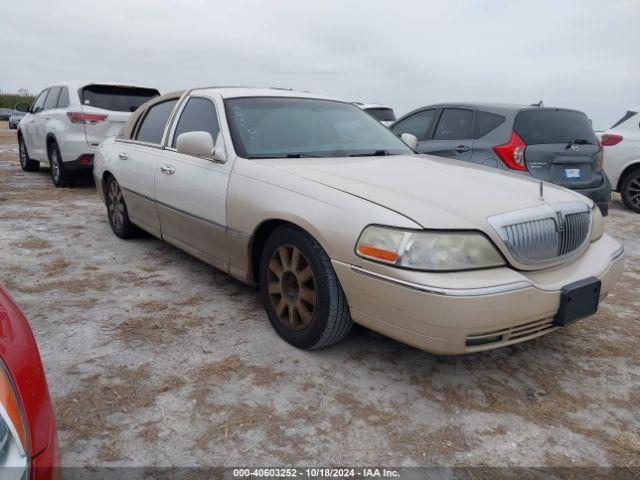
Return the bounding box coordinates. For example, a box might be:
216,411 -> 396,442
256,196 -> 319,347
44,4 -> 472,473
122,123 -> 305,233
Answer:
554,277 -> 601,327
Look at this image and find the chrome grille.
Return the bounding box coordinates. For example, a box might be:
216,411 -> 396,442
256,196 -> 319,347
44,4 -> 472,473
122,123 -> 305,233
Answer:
488,202 -> 592,267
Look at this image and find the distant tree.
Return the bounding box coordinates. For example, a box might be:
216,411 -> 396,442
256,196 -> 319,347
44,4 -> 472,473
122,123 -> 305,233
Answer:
17,88 -> 30,97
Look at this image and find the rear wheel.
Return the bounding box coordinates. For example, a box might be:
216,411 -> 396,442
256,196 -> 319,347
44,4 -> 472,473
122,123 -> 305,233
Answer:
259,225 -> 352,350
621,169 -> 640,213
48,141 -> 71,187
106,176 -> 138,239
18,136 -> 39,171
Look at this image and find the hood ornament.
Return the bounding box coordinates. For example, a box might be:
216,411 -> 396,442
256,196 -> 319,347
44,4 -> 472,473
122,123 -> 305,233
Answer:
539,181 -> 544,201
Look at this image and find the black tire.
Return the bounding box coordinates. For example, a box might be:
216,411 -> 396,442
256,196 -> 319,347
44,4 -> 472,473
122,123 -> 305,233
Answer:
18,135 -> 39,171
621,168 -> 640,213
48,140 -> 72,187
105,176 -> 139,239
259,225 -> 352,350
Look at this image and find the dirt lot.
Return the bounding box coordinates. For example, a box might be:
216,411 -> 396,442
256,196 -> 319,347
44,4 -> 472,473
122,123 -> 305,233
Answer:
0,121 -> 638,468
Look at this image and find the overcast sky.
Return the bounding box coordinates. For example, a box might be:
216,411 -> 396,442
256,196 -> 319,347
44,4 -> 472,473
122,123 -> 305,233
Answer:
2,0 -> 638,129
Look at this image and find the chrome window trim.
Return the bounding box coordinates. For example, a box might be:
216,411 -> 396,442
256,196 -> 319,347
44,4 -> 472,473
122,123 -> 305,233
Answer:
340,262 -> 532,297
114,138 -> 164,150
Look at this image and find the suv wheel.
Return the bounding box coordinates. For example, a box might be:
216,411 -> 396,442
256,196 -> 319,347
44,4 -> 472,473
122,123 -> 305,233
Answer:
18,136 -> 39,171
621,169 -> 640,213
48,141 -> 71,187
259,225 -> 352,350
106,176 -> 138,238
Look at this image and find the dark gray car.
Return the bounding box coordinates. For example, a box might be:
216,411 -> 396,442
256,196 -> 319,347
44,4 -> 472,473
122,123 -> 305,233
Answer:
390,102 -> 611,215
8,110 -> 26,129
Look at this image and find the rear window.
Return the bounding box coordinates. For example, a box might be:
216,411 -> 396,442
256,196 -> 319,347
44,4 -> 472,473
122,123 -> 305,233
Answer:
365,108 -> 396,122
475,111 -> 505,138
514,109 -> 597,145
135,99 -> 178,144
80,85 -> 160,112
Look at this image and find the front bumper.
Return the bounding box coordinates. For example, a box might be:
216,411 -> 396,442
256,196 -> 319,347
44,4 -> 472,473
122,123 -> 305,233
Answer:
333,233 -> 624,354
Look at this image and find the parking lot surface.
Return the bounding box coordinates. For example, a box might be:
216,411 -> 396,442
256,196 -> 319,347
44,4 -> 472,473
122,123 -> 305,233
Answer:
0,122 -> 638,467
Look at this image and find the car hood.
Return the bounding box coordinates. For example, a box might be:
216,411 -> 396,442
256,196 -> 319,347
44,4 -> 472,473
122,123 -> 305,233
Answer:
265,154 -> 588,230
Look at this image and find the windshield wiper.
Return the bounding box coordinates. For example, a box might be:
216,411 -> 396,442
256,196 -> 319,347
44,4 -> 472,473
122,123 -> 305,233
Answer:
566,139 -> 593,148
348,149 -> 393,157
285,153 -> 319,158
247,153 -> 319,159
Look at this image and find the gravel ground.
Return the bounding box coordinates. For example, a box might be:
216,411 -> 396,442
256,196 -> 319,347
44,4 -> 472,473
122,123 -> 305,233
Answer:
0,122 -> 639,468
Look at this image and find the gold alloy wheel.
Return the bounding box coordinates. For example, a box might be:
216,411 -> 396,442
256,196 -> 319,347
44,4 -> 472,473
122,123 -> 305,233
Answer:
267,245 -> 317,331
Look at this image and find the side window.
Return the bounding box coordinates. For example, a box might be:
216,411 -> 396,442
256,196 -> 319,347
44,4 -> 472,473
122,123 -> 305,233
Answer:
475,111 -> 505,138
171,97 -> 220,148
44,87 -> 62,110
391,109 -> 436,140
433,109 -> 474,140
135,100 -> 178,144
57,87 -> 70,108
31,89 -> 49,114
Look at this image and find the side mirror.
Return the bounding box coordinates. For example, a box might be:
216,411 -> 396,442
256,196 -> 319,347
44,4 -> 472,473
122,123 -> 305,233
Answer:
400,133 -> 418,150
176,131 -> 226,162
15,103 -> 30,113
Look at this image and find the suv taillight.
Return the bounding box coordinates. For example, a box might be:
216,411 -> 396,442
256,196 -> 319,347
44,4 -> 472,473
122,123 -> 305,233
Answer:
493,131 -> 527,171
600,133 -> 623,146
66,112 -> 108,124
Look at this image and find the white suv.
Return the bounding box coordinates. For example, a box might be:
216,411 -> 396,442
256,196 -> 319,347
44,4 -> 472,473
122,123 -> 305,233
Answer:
17,82 -> 159,187
352,102 -> 396,126
598,109 -> 640,212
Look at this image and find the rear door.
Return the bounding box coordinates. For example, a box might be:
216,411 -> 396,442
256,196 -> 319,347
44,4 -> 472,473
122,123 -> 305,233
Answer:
79,84 -> 160,148
515,109 -> 603,189
420,108 -> 475,161
115,98 -> 179,236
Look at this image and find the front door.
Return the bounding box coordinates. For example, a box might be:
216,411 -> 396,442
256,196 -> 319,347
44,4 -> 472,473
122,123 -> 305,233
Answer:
22,89 -> 48,161
154,96 -> 230,270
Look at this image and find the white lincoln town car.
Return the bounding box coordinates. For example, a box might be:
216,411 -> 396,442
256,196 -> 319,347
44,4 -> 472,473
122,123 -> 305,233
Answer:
93,87 -> 624,354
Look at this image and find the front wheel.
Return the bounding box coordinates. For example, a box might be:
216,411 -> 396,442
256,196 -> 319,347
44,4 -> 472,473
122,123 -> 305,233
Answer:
259,225 -> 352,350
18,136 -> 39,171
621,169 -> 640,213
105,176 -> 138,238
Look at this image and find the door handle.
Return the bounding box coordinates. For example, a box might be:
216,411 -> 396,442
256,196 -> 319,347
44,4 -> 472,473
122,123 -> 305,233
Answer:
160,164 -> 175,175
118,153 -> 128,161
45,116 -> 51,120
453,145 -> 470,153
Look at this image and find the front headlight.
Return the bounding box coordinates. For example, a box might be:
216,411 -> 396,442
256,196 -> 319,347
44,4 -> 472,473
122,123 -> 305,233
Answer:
0,361 -> 29,474
356,226 -> 505,271
589,205 -> 604,242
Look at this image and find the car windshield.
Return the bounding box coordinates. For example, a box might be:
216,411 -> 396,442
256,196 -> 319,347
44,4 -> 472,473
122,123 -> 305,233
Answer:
224,97 -> 413,158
